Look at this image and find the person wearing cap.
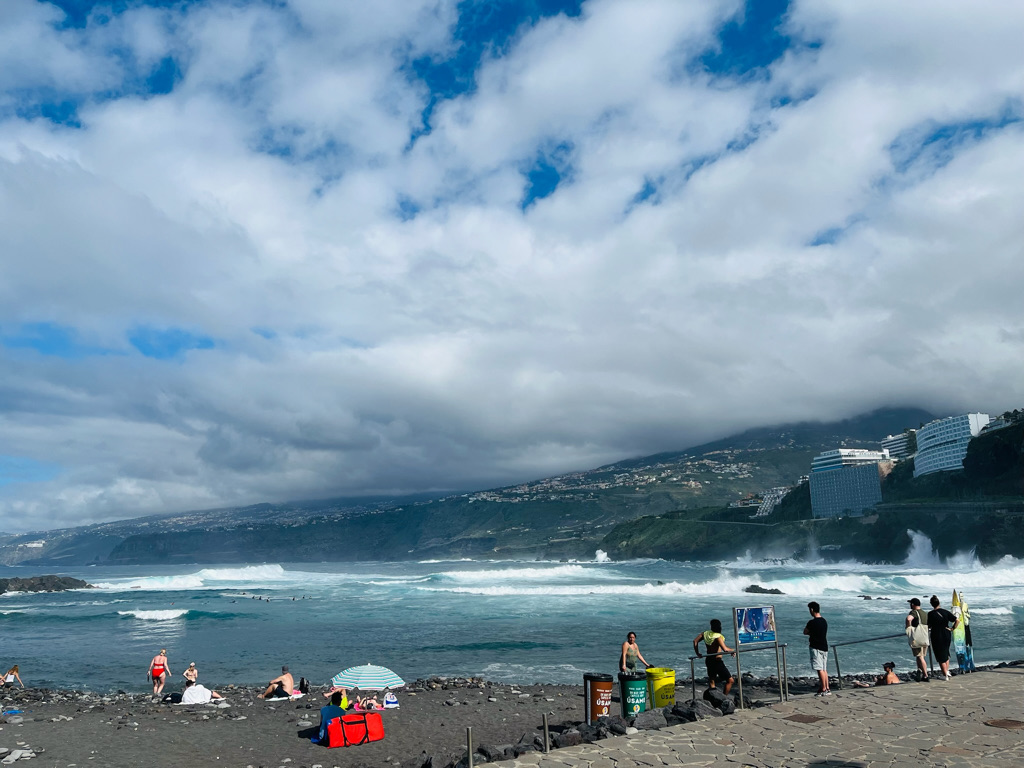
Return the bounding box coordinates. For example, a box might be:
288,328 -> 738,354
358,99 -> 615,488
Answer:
926,595 -> 959,680
183,662 -> 198,684
905,598 -> 931,682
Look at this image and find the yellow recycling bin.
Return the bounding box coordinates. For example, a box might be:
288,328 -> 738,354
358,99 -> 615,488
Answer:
645,667 -> 675,708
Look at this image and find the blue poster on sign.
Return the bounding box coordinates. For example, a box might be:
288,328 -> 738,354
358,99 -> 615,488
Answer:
736,606 -> 776,645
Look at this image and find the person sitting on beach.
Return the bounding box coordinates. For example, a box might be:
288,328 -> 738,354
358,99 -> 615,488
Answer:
693,619 -> 735,695
3,665 -> 24,689
853,661 -> 901,687
149,649 -> 170,696
183,662 -> 198,684
259,665 -> 294,699
322,685 -> 349,708
620,631 -> 650,675
181,678 -> 224,704
354,695 -> 380,711
315,691 -> 347,744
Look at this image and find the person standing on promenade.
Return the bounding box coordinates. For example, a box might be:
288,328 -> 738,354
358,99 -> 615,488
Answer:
620,632 -> 650,676
927,595 -> 958,680
906,598 -> 931,682
804,602 -> 830,696
693,619 -> 735,695
149,649 -> 170,696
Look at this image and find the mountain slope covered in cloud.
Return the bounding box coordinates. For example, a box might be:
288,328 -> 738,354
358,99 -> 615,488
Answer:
0,406 -> 934,564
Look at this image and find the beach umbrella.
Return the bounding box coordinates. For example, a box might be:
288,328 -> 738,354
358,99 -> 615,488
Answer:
331,663 -> 405,690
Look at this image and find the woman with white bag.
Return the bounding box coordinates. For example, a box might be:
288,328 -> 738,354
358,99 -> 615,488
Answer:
905,597 -> 931,682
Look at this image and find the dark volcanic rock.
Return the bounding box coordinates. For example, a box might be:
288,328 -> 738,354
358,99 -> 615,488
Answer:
675,698 -> 723,720
744,584 -> 783,594
633,708 -> 668,730
553,729 -> 583,748
703,688 -> 728,707
0,575 -> 91,594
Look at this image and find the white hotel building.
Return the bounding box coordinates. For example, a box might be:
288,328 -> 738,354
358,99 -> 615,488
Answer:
913,413 -> 990,478
809,449 -> 890,519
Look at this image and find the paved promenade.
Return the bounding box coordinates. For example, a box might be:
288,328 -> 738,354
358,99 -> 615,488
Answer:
496,666 -> 1024,768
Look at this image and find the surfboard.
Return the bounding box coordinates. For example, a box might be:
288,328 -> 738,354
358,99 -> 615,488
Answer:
960,591 -> 977,671
951,589 -> 968,673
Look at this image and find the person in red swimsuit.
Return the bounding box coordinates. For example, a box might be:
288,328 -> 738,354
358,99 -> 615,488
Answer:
149,649 -> 171,696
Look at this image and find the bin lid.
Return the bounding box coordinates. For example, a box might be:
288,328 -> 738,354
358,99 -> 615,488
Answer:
583,673 -> 614,682
618,672 -> 647,681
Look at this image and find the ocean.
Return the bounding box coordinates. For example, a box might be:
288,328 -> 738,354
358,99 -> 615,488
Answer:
1,532 -> 1021,693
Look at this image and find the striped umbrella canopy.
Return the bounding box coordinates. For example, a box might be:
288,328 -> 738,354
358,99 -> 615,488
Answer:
331,664 -> 405,691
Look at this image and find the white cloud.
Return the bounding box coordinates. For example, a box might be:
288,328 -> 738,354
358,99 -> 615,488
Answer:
0,0 -> 1022,530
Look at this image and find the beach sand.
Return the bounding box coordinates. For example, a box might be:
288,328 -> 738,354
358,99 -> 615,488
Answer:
0,674 -> 831,768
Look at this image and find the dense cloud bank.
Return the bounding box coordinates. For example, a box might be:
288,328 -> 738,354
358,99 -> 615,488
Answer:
1,0 -> 1022,529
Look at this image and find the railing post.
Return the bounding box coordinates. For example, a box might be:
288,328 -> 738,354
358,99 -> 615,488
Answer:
543,713 -> 549,753
690,657 -> 696,702
466,726 -> 473,768
774,643 -> 784,703
735,651 -> 744,710
781,644 -> 789,701
832,645 -> 843,689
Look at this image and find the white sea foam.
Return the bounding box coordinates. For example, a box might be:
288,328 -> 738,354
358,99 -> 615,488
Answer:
118,609 -> 189,620
594,550 -> 610,563
967,607 -> 1014,615
440,565 -> 592,582
419,570 -> 886,597
95,564 -> 302,591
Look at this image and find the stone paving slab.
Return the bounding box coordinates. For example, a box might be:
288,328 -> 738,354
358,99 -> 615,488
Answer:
492,667 -> 1024,768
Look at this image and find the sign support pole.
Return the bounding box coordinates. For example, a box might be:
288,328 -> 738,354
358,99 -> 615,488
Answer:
732,607 -> 744,710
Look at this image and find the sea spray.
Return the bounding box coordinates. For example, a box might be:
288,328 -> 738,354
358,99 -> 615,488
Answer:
903,530 -> 943,568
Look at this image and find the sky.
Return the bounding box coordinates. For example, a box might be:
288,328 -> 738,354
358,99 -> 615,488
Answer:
1,0 -> 1023,532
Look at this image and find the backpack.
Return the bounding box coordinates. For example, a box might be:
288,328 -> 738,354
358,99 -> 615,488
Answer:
298,677 -> 310,695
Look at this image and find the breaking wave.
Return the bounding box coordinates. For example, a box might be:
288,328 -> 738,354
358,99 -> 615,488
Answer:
118,609 -> 189,620
94,565 -> 295,591
971,607 -> 1014,615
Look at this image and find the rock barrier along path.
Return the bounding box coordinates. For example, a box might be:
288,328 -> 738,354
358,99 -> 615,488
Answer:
493,666 -> 1024,767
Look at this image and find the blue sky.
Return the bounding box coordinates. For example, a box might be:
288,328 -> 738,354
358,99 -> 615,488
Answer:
1,0 -> 1023,530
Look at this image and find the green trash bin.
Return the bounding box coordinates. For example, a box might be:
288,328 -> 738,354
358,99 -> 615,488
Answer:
618,672 -> 647,717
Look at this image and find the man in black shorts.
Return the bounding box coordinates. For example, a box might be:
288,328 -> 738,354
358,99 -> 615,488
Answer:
693,619 -> 735,694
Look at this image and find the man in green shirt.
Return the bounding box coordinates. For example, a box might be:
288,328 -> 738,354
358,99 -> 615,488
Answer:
693,619 -> 735,694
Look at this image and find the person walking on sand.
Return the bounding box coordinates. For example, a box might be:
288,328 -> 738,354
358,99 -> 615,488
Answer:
906,598 -> 931,682
926,595 -> 959,680
693,619 -> 735,695
804,602 -> 830,697
620,632 -> 650,675
149,649 -> 170,696
259,665 -> 294,699
2,665 -> 24,689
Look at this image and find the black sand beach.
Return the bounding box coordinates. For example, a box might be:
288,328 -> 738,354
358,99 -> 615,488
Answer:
3,666 -> 1011,768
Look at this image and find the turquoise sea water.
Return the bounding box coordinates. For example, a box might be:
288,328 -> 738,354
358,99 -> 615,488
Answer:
1,534 -> 1022,692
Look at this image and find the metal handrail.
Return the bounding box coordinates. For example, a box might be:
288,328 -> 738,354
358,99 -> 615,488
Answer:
831,632 -> 905,648
687,643 -> 789,705
829,633 -> 933,689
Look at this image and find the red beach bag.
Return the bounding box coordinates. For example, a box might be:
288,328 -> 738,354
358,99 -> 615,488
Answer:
326,712 -> 385,748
